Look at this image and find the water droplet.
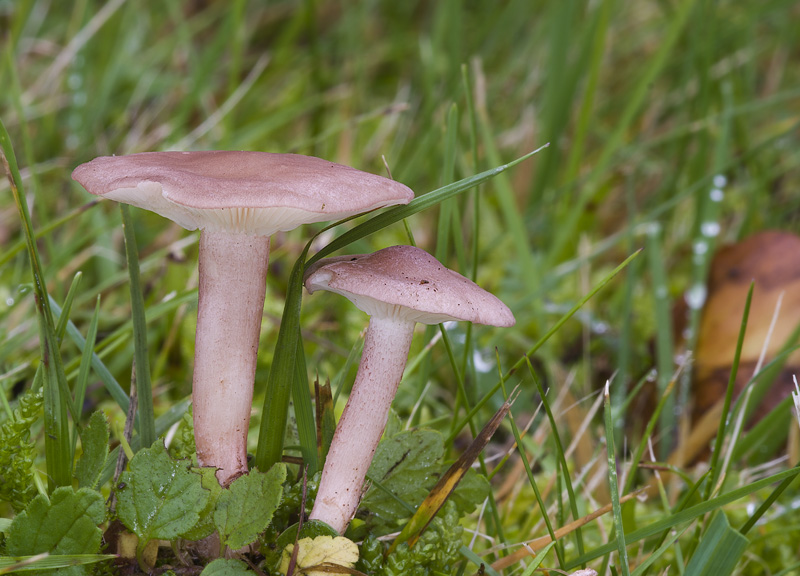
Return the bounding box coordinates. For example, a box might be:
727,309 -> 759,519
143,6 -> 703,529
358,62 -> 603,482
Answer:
713,174 -> 727,188
685,284 -> 707,310
655,286 -> 668,299
472,350 -> 493,373
67,74 -> 82,90
5,298 -> 13,307
693,240 -> 708,255
646,368 -> 658,382
710,188 -> 724,202
701,221 -> 720,237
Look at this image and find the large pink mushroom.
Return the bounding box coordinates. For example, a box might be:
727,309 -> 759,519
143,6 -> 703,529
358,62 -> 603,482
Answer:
304,245 -> 515,533
72,151 -> 413,484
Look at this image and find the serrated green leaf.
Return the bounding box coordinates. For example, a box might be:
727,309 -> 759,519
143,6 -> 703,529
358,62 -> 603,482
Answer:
361,430 -> 445,529
75,411 -> 109,489
200,558 -> 254,575
214,464 -> 287,550
6,487 -> 105,576
180,467 -> 223,542
116,441 -> 209,549
684,512 -> 748,576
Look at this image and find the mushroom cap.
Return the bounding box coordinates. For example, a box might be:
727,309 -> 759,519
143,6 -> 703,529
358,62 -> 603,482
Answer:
304,245 -> 515,327
72,151 -> 414,235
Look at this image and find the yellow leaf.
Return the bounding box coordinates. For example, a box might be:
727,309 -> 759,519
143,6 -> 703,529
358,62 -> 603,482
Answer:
279,535 -> 359,576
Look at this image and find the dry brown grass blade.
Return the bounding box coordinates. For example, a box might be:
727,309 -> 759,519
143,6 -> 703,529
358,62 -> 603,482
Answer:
490,489 -> 644,572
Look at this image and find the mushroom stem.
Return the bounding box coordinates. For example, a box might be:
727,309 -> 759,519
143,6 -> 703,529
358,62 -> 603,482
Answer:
309,314 -> 416,533
193,231 -> 270,485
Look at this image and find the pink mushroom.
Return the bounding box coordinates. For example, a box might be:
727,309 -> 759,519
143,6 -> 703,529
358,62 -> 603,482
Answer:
72,151 -> 413,484
304,245 -> 515,533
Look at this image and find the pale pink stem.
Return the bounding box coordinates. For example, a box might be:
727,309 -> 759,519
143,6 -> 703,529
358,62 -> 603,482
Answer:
193,231 -> 270,485
310,314 -> 416,533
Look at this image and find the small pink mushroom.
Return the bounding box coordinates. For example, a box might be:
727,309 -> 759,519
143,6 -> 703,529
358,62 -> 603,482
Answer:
304,245 -> 515,533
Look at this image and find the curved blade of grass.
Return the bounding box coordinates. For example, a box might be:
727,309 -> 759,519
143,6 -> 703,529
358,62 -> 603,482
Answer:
1,117 -> 71,489
120,204 -> 155,449
255,246 -> 308,472
305,144 -> 549,268
565,466 -> 800,569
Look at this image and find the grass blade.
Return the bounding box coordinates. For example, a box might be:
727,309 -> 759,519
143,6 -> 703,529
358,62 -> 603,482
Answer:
119,204 -> 155,449
72,295 -> 101,453
306,145 -> 549,268
292,334 -> 318,474
604,382 -> 630,576
255,248 -> 307,472
684,512 -> 748,576
1,118 -> 71,489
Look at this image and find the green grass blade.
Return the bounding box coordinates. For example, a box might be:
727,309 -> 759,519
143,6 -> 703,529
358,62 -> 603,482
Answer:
1,118 -> 71,489
705,282 -> 753,500
292,334 -> 318,474
255,248 -> 307,472
645,225 -> 675,458
684,512 -> 748,576
119,204 -> 155,449
72,295 -> 101,453
604,382 -> 630,576
54,272 -> 82,341
306,145 -> 548,268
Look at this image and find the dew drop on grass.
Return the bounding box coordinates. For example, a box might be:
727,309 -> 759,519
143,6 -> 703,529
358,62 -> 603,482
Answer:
472,349 -> 492,373
713,174 -> 727,188
685,284 -> 707,310
693,240 -> 708,255
5,298 -> 13,307
701,221 -> 720,237
710,188 -> 724,202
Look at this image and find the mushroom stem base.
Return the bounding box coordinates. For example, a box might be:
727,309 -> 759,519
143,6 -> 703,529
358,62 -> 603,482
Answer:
193,231 -> 270,485
309,315 -> 415,533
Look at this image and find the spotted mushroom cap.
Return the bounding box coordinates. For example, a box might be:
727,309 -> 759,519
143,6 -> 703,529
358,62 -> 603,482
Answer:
72,151 -> 414,235
304,245 -> 515,326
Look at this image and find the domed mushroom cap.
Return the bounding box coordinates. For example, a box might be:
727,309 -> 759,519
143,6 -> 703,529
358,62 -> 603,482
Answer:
305,245 -> 515,327
72,151 -> 414,235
